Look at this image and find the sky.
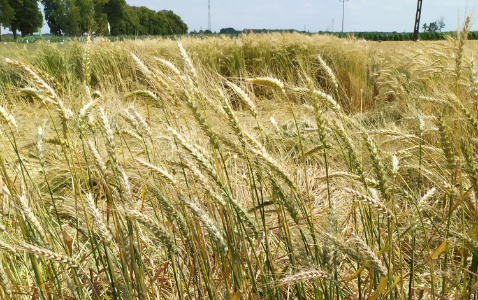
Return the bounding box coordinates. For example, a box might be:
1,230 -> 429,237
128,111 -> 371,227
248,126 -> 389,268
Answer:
123,0 -> 477,33
31,0 -> 476,34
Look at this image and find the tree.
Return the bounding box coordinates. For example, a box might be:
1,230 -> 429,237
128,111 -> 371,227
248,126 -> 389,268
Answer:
103,0 -> 131,35
220,27 -> 239,35
76,0 -> 96,34
437,17 -> 445,32
41,0 -> 187,36
422,23 -> 428,32
92,0 -> 109,35
9,0 -> 43,39
42,0 -> 62,35
161,10 -> 187,34
423,18 -> 445,33
0,0 -> 14,41
57,0 -> 80,35
428,22 -> 438,32
44,0 -> 102,36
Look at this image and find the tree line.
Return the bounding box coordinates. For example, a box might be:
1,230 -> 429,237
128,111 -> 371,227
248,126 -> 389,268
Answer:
0,0 -> 188,41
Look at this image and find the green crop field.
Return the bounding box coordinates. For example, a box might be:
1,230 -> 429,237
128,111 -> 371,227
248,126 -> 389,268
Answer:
0,18 -> 477,299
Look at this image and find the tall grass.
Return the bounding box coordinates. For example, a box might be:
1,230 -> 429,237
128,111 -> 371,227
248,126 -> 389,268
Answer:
0,24 -> 477,299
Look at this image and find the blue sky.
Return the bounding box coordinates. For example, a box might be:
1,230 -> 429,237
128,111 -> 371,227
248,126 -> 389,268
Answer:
123,0 -> 476,33
31,0 -> 476,34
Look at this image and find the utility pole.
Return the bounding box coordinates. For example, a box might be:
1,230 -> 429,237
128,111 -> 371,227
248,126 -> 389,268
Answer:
339,0 -> 349,33
208,0 -> 211,31
413,0 -> 423,41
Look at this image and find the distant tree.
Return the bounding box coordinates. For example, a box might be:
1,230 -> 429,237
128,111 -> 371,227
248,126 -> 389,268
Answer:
42,0 -> 62,35
104,0 -> 135,35
130,6 -> 175,35
423,18 -> 445,33
59,0 -> 81,35
9,0 -> 43,39
422,23 -> 428,32
92,0 -> 109,35
41,0 -> 187,36
0,0 -> 14,41
428,22 -> 438,32
161,10 -> 187,34
220,27 -> 239,35
437,17 -> 445,32
76,0 -> 96,35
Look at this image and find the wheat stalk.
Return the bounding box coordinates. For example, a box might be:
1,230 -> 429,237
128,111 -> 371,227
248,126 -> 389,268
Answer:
84,193 -> 113,245
153,57 -> 183,80
317,55 -> 339,90
20,243 -> 79,268
280,270 -> 333,286
98,107 -> 118,167
135,159 -> 177,186
18,194 -> 46,240
0,103 -> 17,129
294,87 -> 342,114
125,90 -> 162,106
247,77 -> 285,93
363,132 -> 392,200
226,81 -> 258,117
348,232 -> 387,277
177,41 -> 198,83
126,210 -> 175,251
0,256 -> 12,298
455,16 -> 471,81
88,140 -> 108,177
179,195 -> 228,252
344,188 -> 395,221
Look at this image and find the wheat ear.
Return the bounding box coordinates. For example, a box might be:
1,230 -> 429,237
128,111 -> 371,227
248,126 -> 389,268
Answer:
455,16 -> 471,81
247,77 -> 285,93
226,81 -> 258,117
348,232 -> 387,277
136,159 -> 177,186
19,243 -> 79,268
344,188 -> 395,221
84,194 -> 113,245
280,270 -> 333,286
0,256 -> 12,298
126,210 -> 175,251
317,55 -> 339,90
0,103 -> 17,129
179,195 -> 227,252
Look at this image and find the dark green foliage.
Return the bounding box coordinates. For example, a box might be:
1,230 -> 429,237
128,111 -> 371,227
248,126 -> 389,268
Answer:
0,0 -> 14,41
103,0 -> 134,35
60,0 -> 81,36
220,27 -> 240,35
423,17 -> 445,33
41,0 -> 187,36
8,0 -> 43,39
161,10 -> 187,34
313,31 -> 457,41
76,0 -> 96,34
42,0 -> 62,35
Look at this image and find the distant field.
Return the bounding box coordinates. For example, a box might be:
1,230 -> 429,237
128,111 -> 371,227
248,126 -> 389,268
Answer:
2,28 -> 478,44
0,24 -> 477,299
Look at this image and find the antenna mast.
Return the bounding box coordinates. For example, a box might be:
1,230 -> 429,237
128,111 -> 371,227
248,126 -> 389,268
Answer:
413,0 -> 423,41
339,0 -> 349,33
208,0 -> 211,31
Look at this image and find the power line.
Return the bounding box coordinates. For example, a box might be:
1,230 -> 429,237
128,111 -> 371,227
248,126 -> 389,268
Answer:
339,0 -> 349,33
413,0 -> 423,41
208,0 -> 211,31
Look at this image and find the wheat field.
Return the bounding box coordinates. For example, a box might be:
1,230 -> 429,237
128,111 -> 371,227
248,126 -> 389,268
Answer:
0,19 -> 477,299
